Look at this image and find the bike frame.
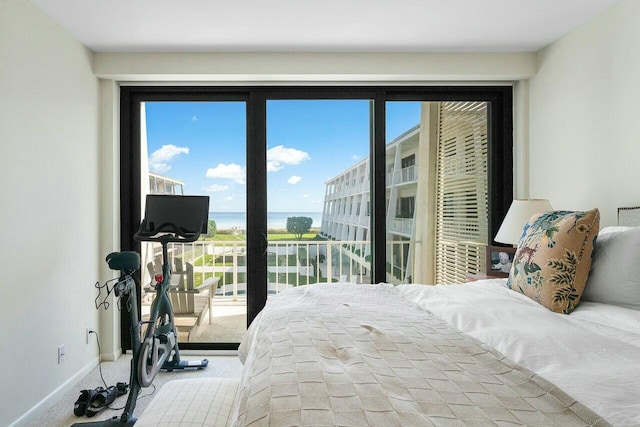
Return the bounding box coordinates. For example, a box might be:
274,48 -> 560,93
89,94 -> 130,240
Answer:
72,195 -> 210,426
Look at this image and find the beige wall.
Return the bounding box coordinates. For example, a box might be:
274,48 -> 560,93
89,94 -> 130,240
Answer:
94,51 -> 536,82
529,0 -> 640,226
0,1 -> 100,425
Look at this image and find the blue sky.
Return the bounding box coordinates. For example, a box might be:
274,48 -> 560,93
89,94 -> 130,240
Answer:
145,100 -> 420,212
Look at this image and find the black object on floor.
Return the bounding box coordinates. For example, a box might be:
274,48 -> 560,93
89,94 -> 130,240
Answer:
73,383 -> 129,418
85,386 -> 117,417
73,389 -> 98,417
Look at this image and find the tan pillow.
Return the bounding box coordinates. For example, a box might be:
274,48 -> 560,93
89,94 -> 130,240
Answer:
507,208 -> 600,314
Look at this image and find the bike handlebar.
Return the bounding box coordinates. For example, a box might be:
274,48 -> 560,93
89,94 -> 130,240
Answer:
134,220 -> 203,243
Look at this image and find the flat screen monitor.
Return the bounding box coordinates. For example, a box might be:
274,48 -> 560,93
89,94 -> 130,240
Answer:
141,195 -> 209,235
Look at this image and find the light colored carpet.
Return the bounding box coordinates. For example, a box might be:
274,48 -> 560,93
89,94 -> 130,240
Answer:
29,353 -> 243,427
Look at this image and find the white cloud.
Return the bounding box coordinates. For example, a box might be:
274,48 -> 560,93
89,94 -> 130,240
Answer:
206,163 -> 245,184
302,194 -> 310,198
149,144 -> 189,173
352,154 -> 361,160
267,145 -> 310,172
204,184 -> 229,192
287,175 -> 302,185
192,115 -> 198,121
225,196 -> 235,201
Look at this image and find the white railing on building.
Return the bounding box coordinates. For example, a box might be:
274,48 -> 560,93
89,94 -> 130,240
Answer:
386,165 -> 417,187
387,240 -> 414,283
389,217 -> 413,235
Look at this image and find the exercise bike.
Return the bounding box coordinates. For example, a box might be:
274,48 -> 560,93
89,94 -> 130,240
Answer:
73,195 -> 210,426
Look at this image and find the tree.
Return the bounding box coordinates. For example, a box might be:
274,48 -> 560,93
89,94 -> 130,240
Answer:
206,219 -> 217,238
286,216 -> 313,240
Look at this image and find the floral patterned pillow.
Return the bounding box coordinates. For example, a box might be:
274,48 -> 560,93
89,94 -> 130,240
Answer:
507,209 -> 600,314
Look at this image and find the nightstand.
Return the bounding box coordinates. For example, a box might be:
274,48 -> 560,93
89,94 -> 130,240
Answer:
465,273 -> 505,282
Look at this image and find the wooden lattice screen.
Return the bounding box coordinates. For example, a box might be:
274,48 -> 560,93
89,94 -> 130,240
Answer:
435,101 -> 488,284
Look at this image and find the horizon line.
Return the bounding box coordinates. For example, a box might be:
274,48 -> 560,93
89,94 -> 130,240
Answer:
209,211 -> 323,214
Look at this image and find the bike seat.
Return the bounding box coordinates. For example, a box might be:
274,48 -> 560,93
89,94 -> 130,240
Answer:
106,251 -> 140,272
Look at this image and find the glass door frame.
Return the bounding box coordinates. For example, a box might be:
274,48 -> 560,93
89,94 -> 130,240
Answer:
120,89 -> 253,351
120,85 -> 513,351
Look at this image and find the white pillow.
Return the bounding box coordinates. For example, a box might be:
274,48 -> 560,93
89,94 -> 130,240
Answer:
582,226 -> 640,310
598,225 -> 632,236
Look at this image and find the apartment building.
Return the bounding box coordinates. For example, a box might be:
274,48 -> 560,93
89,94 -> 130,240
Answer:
320,125 -> 421,283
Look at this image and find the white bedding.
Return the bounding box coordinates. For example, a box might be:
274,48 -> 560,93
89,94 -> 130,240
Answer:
235,281 -> 640,426
398,279 -> 640,426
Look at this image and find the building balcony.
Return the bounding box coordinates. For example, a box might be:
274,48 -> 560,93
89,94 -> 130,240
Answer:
389,217 -> 413,235
386,165 -> 417,187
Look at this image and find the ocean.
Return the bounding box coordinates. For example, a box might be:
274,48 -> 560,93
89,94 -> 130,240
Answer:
209,212 -> 323,230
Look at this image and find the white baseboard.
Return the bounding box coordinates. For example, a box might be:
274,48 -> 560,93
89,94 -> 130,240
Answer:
101,347 -> 122,362
9,356 -> 99,427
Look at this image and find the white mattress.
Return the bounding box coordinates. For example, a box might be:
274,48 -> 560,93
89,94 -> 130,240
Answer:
398,279 -> 640,426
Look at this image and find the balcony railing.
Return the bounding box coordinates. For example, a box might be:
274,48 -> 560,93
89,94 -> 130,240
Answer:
386,165 -> 417,186
389,217 -> 413,235
142,239 -> 417,300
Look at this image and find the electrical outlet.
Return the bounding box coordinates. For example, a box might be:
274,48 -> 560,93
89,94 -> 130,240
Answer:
57,345 -> 65,364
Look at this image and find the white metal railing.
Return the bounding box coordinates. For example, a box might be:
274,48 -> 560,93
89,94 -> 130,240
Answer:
141,239 -> 418,300
389,217 -> 413,235
386,240 -> 417,284
386,165 -> 417,186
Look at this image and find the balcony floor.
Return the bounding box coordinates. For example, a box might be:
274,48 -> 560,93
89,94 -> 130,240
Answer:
190,297 -> 247,343
142,296 -> 248,344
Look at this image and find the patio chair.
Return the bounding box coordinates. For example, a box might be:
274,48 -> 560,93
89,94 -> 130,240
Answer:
169,261 -> 210,341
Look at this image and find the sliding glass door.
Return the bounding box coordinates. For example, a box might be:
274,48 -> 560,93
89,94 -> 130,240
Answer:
266,100 -> 372,291
140,100 -> 248,345
120,86 -> 513,351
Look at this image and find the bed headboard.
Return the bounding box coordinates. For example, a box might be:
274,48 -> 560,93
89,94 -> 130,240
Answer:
617,206 -> 640,226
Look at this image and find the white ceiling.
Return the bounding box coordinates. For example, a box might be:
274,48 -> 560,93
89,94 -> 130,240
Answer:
31,0 -> 620,53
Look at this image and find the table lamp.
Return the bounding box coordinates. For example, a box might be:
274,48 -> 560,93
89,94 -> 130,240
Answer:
494,199 -> 553,245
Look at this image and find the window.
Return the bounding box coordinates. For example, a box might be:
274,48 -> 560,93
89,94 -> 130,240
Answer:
397,196 -> 415,218
401,154 -> 415,168
120,86 -> 513,350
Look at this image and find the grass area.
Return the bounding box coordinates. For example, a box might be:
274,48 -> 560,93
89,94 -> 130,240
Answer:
267,254 -> 298,266
193,253 -> 302,267
194,271 -> 246,288
200,230 -> 322,242
193,254 -> 247,267
203,234 -> 246,241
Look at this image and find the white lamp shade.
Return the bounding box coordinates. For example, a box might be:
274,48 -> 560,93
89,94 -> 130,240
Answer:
494,199 -> 553,245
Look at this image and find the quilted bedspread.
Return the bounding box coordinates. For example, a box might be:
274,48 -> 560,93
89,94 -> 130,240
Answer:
232,284 -> 610,426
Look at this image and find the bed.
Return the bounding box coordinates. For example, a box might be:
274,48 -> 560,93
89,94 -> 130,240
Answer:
231,222 -> 640,426
137,217 -> 640,426
232,281 -> 640,426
